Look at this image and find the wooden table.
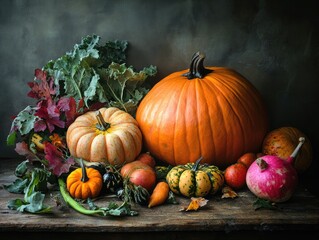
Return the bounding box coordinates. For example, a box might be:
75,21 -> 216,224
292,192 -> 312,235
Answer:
1,158 -> 319,239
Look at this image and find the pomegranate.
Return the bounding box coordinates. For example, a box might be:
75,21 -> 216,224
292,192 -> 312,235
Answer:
246,137 -> 305,203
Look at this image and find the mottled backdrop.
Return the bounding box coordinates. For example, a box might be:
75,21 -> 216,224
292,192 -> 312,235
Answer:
0,0 -> 318,194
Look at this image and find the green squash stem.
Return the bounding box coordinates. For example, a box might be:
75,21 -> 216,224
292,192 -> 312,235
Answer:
192,156 -> 203,171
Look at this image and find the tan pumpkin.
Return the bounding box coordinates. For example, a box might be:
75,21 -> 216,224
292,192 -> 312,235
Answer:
136,52 -> 269,168
262,126 -> 313,173
66,107 -> 142,165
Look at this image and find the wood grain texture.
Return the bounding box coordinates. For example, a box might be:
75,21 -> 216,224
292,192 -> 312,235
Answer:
0,157 -> 319,235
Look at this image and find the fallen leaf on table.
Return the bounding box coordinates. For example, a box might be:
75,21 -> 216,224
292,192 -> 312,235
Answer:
179,197 -> 208,211
253,198 -> 279,211
221,185 -> 238,199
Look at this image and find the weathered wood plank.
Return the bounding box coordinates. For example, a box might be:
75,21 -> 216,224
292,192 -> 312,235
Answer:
0,158 -> 319,234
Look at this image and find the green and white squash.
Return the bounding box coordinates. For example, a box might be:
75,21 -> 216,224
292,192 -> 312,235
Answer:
166,157 -> 224,198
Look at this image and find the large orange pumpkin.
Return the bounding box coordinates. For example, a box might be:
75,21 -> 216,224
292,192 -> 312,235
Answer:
66,107 -> 142,165
136,52 -> 268,168
262,126 -> 313,174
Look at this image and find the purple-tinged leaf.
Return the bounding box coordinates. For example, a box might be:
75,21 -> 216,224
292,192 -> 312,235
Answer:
15,142 -> 39,162
34,120 -> 47,132
57,97 -> 77,127
44,142 -> 74,177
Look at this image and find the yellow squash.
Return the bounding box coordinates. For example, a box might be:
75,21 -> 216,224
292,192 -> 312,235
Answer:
166,157 -> 224,198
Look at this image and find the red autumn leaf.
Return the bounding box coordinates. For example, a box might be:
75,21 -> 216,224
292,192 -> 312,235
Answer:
34,119 -> 47,132
15,141 -> 38,162
27,69 -> 56,100
44,142 -> 74,176
57,96 -> 77,127
35,101 -> 65,133
77,98 -> 84,110
35,68 -> 47,81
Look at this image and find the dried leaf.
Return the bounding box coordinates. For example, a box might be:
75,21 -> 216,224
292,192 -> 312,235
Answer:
221,185 -> 238,199
179,197 -> 208,212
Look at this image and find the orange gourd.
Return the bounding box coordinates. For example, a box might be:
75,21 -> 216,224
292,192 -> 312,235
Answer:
66,107 -> 142,165
136,52 -> 268,168
66,160 -> 103,200
262,126 -> 313,173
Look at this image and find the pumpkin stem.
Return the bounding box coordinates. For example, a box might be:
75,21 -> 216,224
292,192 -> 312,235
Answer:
192,156 -> 203,171
287,137 -> 305,164
183,52 -> 213,79
95,111 -> 111,131
80,159 -> 89,182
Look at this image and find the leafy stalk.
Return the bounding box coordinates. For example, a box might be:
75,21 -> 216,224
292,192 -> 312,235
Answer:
106,79 -> 127,111
7,167 -> 52,214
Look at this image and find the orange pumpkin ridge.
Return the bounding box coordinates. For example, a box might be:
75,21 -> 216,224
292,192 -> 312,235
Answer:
136,52 -> 268,168
66,159 -> 103,200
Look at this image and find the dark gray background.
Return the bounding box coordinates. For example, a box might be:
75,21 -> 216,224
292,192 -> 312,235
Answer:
1,0 -> 318,195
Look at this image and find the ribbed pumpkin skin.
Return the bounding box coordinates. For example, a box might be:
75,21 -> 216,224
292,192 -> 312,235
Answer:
166,161 -> 224,198
66,167 -> 103,199
66,107 -> 142,165
136,67 -> 268,168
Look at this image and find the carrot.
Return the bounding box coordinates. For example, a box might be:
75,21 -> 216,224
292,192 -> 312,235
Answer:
148,181 -> 170,208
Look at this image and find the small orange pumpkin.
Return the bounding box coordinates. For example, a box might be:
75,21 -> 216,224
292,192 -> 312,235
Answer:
66,107 -> 142,165
136,52 -> 268,168
66,160 -> 103,199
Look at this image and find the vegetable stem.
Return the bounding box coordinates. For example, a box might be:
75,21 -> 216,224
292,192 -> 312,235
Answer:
287,137 -> 305,164
183,52 -> 212,79
95,111 -> 111,131
192,156 -> 203,171
106,80 -> 128,112
80,159 -> 89,182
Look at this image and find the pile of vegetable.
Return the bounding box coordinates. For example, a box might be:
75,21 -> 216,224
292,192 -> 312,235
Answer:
4,35 -> 314,217
5,35 -> 158,216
